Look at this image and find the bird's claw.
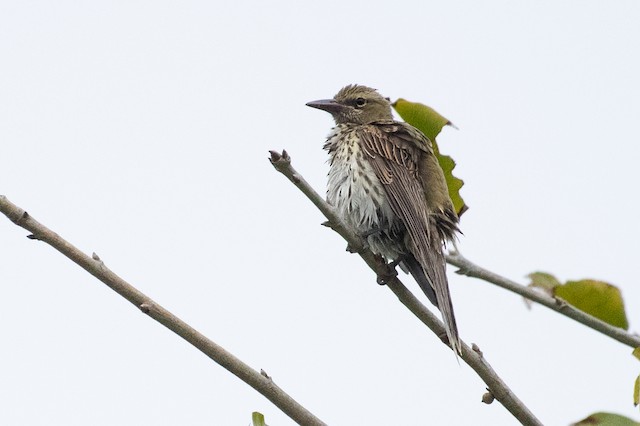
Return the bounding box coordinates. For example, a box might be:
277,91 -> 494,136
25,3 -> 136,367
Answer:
376,256 -> 397,286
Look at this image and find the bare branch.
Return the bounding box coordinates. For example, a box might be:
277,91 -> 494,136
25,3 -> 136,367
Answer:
0,194 -> 327,426
446,252 -> 640,348
268,151 -> 544,426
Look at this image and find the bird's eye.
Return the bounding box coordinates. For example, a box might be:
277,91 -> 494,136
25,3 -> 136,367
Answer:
355,97 -> 367,107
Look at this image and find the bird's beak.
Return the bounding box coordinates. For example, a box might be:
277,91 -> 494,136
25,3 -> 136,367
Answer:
306,99 -> 346,113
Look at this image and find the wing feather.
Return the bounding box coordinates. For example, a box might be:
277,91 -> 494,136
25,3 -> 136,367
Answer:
358,124 -> 461,354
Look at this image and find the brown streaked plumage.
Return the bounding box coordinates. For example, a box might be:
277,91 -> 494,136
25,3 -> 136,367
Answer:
307,84 -> 461,354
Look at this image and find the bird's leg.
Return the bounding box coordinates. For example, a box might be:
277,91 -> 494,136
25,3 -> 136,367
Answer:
361,226 -> 383,238
346,226 -> 384,252
375,255 -> 397,286
345,227 -> 383,253
376,257 -> 403,286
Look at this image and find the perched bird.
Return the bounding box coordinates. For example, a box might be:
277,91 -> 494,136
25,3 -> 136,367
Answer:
307,84 -> 461,354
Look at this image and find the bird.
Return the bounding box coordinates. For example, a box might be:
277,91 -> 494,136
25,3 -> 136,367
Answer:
306,84 -> 462,354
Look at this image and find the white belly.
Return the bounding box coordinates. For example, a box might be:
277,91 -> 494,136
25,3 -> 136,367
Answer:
325,127 -> 403,260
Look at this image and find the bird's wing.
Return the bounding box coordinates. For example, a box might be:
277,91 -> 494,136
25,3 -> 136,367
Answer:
357,123 -> 461,354
376,122 -> 459,241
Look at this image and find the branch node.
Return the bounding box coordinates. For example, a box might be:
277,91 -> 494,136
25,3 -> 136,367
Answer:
554,297 -> 567,308
13,210 -> 30,225
268,150 -> 291,169
482,389 -> 495,404
346,243 -> 361,253
92,252 -> 106,268
260,369 -> 272,380
139,303 -> 152,314
472,343 -> 483,357
454,266 -> 472,276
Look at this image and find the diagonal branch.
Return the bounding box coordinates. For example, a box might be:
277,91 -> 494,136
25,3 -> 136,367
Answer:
269,150 -> 543,426
0,194 -> 327,426
446,252 -> 640,348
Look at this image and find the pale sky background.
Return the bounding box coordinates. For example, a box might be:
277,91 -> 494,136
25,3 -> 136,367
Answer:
1,2 -> 639,425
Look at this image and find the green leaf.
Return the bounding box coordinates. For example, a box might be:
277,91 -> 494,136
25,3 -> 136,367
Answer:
393,98 -> 468,216
252,412 -> 267,426
527,271 -> 562,292
393,98 -> 450,140
633,347 -> 640,361
572,412 -> 640,426
634,375 -> 640,407
554,280 -> 629,329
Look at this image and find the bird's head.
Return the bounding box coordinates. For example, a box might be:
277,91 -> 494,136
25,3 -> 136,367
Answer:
306,84 -> 393,125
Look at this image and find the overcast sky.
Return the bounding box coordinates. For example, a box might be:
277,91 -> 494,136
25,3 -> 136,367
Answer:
1,2 -> 639,425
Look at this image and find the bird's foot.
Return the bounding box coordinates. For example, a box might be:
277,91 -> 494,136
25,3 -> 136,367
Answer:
375,255 -> 397,286
350,228 -> 382,253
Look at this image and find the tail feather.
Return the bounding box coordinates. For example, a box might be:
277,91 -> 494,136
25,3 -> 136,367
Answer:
401,254 -> 438,307
402,239 -> 461,356
404,218 -> 461,356
417,241 -> 461,356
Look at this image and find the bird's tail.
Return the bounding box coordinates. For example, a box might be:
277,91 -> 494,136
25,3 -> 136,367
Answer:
410,243 -> 461,356
401,253 -> 438,307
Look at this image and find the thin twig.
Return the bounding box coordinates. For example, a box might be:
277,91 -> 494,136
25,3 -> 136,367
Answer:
446,252 -> 640,348
268,150 -> 543,426
0,194 -> 327,426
